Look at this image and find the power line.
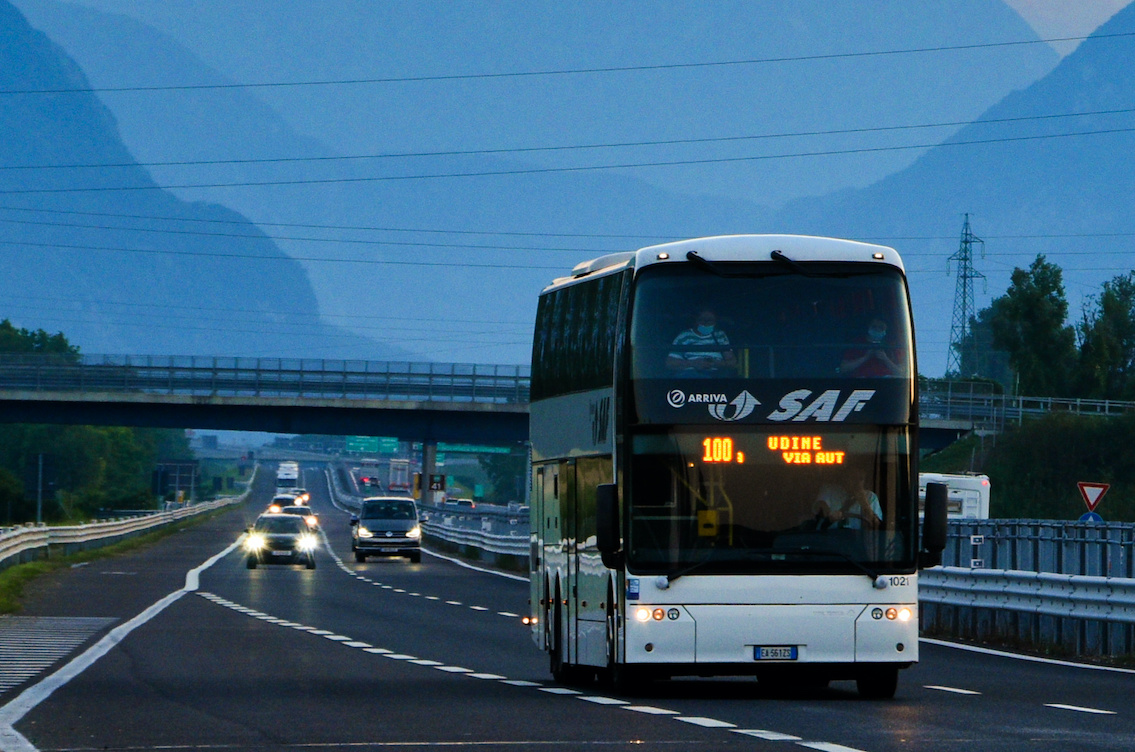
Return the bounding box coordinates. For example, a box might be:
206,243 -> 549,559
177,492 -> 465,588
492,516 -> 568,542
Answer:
0,239 -> 567,270
4,106 -> 1133,172
1,32 -> 1130,96
3,204 -> 1134,245
2,125 -> 1132,195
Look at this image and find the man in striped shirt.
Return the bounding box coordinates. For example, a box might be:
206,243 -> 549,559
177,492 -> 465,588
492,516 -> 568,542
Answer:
666,308 -> 736,376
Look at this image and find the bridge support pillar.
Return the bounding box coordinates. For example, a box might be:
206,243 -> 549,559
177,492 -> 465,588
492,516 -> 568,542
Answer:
421,441 -> 440,503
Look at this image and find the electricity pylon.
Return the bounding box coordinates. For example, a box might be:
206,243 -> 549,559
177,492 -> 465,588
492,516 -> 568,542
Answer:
946,214 -> 985,376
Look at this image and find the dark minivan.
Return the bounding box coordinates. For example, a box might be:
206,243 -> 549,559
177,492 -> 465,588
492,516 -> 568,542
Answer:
351,497 -> 421,563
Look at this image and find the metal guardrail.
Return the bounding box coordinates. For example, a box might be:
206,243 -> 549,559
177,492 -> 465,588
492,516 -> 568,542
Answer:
0,491 -> 251,572
920,566 -> 1135,657
944,519 -> 1135,578
0,354 -> 530,405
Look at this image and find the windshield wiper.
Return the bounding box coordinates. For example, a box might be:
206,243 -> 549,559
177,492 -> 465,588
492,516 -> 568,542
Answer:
769,249 -> 820,277
665,547 -> 719,583
782,547 -> 885,587
685,250 -> 727,276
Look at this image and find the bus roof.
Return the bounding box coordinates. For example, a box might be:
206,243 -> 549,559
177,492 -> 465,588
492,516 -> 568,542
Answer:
550,235 -> 903,290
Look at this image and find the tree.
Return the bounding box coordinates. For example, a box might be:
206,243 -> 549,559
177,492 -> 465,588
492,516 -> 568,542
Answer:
988,255 -> 1076,396
1076,273 -> 1135,400
0,319 -> 79,359
953,306 -> 1013,389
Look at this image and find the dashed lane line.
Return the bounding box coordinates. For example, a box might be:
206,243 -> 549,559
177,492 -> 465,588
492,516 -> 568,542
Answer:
197,591 -> 869,752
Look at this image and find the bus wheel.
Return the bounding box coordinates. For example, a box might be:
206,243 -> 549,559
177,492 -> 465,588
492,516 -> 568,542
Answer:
856,666 -> 899,699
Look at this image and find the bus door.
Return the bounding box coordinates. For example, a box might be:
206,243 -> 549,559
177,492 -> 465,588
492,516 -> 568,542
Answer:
560,459 -> 579,664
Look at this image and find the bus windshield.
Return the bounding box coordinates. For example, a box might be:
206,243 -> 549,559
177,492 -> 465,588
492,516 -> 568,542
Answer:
630,263 -> 913,382
626,428 -> 915,574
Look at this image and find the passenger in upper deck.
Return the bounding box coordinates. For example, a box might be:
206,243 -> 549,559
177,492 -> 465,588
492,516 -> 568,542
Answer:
666,307 -> 737,377
838,317 -> 906,377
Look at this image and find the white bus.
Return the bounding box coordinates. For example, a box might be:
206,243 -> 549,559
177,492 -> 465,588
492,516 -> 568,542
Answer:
528,235 -> 947,699
919,472 -> 991,519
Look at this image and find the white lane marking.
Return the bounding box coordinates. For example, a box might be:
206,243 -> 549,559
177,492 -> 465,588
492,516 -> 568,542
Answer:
435,666 -> 473,674
579,696 -> 629,706
322,635 -> 351,642
540,687 -> 582,695
676,717 -> 736,729
308,630 -> 333,635
385,654 -> 416,660
797,743 -> 870,752
498,611 -> 519,618
469,673 -> 505,680
501,680 -> 541,687
0,618 -> 117,697
421,547 -> 528,582
410,660 -> 443,666
1045,703 -> 1117,715
343,642 -> 372,648
363,648 -> 392,655
733,730 -> 803,741
922,637 -> 1135,675
446,601 -> 462,606
924,685 -> 982,695
0,539 -> 240,752
470,606 -> 489,612
623,705 -> 680,715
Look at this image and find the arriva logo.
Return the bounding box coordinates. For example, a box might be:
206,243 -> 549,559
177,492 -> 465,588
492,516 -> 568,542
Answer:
666,389 -> 686,408
709,390 -> 760,422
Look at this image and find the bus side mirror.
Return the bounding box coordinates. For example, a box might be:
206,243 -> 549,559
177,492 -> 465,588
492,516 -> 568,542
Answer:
919,482 -> 948,568
596,483 -> 622,569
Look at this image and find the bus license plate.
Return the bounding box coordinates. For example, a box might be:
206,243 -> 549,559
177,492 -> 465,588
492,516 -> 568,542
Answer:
755,646 -> 798,661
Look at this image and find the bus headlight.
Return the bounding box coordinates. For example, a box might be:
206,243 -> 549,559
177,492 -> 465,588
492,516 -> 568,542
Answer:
635,607 -> 652,623
897,607 -> 912,622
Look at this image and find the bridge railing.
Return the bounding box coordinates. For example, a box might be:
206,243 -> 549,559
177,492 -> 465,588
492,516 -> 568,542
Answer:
920,379 -> 1135,430
0,354 -> 531,404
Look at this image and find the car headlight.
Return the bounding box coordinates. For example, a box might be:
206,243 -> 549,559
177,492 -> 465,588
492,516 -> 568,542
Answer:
407,526 -> 421,540
304,516 -> 318,528
357,526 -> 373,538
245,533 -> 266,551
297,533 -> 318,551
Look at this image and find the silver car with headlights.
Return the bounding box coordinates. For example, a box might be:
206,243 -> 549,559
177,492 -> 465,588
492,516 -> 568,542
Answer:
245,514 -> 318,569
351,497 -> 421,563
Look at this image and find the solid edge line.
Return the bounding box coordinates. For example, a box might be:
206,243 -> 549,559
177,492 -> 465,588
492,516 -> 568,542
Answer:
422,547 -> 527,582
920,637 -> 1135,675
0,539 -> 242,751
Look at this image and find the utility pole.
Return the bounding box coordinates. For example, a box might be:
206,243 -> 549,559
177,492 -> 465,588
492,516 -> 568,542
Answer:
947,214 -> 985,376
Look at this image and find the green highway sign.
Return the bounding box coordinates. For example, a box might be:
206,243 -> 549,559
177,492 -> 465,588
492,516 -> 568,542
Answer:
436,443 -> 512,454
345,436 -> 379,453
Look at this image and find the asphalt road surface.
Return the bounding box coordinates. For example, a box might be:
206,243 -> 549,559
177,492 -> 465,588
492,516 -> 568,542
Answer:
2,465 -> 1133,752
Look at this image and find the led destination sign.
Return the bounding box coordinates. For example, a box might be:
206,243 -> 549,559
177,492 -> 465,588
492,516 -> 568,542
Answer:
767,435 -> 845,465
698,435 -> 847,465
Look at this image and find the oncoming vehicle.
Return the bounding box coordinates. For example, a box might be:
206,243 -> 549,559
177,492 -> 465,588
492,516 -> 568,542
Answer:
280,505 -> 320,529
244,514 -> 318,569
528,235 -> 948,698
351,497 -> 422,563
267,493 -> 297,514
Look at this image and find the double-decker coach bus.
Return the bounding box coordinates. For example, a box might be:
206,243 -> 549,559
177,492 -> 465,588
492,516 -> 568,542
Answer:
528,235 -> 947,699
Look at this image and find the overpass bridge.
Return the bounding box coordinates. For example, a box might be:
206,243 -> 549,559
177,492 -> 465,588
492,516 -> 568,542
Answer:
1,354 -> 1133,448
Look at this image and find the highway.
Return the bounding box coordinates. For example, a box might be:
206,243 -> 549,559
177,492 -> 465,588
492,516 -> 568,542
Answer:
2,466 -> 1134,752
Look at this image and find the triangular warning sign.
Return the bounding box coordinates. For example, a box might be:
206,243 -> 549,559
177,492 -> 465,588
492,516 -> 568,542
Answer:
1077,482 -> 1110,512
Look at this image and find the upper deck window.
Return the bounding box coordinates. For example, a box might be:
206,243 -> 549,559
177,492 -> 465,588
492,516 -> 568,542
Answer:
629,263 -> 912,382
